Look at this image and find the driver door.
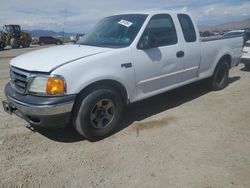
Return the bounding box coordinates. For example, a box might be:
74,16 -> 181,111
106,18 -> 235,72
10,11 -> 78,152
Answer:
131,14 -> 184,99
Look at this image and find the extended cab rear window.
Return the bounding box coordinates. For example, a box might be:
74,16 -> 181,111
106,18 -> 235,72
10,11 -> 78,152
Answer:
178,14 -> 197,42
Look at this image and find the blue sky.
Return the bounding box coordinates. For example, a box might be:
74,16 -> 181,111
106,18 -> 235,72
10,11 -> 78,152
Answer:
1,0 -> 250,32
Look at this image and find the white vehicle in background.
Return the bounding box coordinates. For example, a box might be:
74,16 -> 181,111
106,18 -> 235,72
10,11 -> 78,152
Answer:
241,40 -> 250,68
223,29 -> 250,44
2,11 -> 243,141
223,30 -> 245,38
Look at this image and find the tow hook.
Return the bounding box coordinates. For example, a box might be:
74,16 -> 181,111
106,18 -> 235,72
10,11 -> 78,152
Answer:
2,100 -> 16,115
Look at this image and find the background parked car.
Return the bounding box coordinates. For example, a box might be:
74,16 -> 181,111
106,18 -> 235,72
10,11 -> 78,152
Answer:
241,40 -> 250,69
223,29 -> 250,44
223,30 -> 245,38
38,36 -> 62,45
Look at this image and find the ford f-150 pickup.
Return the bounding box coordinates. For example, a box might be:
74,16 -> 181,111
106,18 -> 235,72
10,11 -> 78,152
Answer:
2,11 -> 243,140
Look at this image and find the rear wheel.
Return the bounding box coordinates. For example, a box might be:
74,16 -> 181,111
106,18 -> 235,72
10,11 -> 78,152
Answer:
210,61 -> 229,90
22,41 -> 30,48
10,38 -> 18,49
73,87 -> 123,141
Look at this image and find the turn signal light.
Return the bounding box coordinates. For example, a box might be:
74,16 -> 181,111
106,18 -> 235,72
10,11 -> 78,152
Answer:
46,77 -> 65,95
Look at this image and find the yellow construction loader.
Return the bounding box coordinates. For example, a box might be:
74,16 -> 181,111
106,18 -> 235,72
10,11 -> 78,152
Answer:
0,25 -> 31,50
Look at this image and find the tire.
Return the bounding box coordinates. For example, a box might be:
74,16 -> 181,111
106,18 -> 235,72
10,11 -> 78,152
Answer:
10,38 -> 18,49
22,42 -> 30,48
73,87 -> 123,141
210,61 -> 229,91
0,42 -> 5,50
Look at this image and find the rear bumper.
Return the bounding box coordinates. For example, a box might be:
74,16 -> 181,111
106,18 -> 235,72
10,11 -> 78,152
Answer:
2,83 -> 76,128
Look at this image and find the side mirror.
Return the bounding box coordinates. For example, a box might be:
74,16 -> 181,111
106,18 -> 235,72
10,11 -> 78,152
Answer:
138,34 -> 157,50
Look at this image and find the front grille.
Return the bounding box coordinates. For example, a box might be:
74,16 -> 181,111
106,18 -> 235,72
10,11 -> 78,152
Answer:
10,66 -> 30,94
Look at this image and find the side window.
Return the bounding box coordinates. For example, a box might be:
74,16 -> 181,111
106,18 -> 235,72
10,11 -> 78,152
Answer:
142,14 -> 178,47
178,14 -> 197,42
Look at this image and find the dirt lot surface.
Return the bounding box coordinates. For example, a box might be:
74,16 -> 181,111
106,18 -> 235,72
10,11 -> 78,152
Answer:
0,46 -> 250,188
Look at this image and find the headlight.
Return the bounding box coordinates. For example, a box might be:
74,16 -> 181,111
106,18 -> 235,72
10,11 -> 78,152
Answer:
28,76 -> 66,95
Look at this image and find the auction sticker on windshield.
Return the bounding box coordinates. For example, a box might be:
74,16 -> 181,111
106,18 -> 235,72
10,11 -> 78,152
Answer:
118,20 -> 133,27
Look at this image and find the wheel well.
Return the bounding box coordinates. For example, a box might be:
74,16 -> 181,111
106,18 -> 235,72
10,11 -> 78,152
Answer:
219,54 -> 231,68
77,80 -> 129,105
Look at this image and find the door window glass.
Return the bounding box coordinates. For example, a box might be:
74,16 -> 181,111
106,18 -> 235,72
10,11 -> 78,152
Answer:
143,14 -> 178,47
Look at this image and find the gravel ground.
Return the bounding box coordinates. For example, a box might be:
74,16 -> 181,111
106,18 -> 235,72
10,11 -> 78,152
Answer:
0,46 -> 250,188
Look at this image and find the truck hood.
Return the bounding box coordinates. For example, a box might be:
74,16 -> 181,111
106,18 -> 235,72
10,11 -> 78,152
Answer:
10,44 -> 111,72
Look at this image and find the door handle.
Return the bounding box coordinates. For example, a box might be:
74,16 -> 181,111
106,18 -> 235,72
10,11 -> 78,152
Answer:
176,51 -> 185,58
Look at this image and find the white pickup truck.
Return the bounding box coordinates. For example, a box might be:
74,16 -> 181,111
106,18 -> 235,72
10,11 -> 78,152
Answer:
2,11 -> 243,140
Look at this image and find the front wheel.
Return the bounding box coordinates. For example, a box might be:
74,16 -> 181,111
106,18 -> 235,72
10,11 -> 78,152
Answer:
73,87 -> 123,141
210,61 -> 229,91
10,38 -> 19,49
0,41 -> 5,50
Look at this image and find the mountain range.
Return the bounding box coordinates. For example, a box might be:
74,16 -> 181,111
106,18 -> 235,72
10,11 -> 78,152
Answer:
26,30 -> 77,37
198,18 -> 250,31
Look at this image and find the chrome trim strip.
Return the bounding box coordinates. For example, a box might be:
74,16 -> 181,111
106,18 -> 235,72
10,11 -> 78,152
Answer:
10,66 -> 30,93
10,66 -> 31,77
138,66 -> 199,85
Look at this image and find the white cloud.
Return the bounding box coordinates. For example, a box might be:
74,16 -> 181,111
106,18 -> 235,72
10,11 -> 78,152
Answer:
180,7 -> 189,12
0,0 -> 249,32
192,2 -> 250,22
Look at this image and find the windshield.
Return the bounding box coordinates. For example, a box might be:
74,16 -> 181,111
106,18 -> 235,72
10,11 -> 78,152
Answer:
5,25 -> 21,33
77,14 -> 147,48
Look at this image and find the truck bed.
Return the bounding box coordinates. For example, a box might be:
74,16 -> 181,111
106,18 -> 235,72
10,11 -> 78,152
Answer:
198,35 -> 243,79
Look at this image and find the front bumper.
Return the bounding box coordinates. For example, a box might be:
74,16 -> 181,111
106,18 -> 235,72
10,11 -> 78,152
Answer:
2,83 -> 76,128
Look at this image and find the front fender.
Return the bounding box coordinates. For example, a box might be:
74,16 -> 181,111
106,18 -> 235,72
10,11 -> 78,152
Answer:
52,47 -> 137,102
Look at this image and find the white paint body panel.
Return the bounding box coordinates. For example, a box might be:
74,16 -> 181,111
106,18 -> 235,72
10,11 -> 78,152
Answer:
10,45 -> 111,72
199,37 -> 243,79
9,11 -> 243,103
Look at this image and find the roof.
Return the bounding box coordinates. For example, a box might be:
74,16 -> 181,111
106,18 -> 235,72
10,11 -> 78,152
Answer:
112,9 -> 191,16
